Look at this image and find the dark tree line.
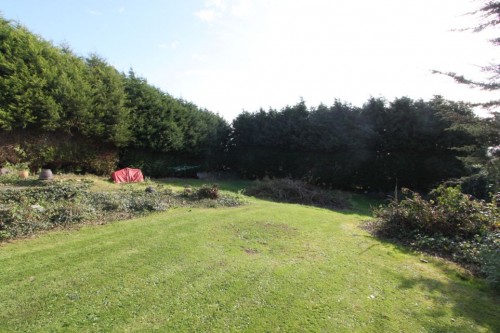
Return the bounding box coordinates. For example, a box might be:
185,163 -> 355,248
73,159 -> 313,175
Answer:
228,97 -> 493,191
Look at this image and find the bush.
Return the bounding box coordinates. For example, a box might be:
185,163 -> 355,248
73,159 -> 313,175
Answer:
370,185 -> 500,290
214,192 -> 247,207
0,130 -> 120,175
480,234 -> 500,290
455,172 -> 490,200
431,185 -> 498,237
246,178 -> 350,209
374,186 -> 498,239
197,184 -> 219,199
49,200 -> 96,225
120,191 -> 169,212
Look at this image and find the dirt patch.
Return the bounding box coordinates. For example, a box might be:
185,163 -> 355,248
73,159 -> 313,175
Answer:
243,247 -> 259,255
262,222 -> 297,233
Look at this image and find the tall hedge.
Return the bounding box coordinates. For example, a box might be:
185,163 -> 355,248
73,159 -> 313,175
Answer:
0,16 -> 229,175
229,97 -> 478,191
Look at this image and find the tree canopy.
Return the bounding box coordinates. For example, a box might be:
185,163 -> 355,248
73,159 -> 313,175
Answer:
229,97 -> 479,191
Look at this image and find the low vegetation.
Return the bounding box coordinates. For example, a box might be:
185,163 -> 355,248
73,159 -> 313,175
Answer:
195,183 -> 220,199
246,178 -> 350,209
0,175 -> 245,241
368,185 -> 500,290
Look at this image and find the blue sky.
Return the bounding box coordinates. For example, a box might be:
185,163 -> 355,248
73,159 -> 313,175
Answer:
1,0 -> 497,120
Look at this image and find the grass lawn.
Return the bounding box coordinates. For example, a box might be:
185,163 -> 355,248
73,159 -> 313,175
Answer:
0,179 -> 498,332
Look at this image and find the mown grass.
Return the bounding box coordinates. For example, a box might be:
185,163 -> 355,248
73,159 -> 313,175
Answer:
0,179 -> 498,332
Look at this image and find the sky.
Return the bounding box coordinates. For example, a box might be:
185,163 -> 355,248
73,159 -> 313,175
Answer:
1,0 -> 497,120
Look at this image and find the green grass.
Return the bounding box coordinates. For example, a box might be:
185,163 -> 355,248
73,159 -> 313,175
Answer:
0,180 -> 498,332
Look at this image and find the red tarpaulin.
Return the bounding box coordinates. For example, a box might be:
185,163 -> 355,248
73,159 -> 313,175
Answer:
111,168 -> 144,183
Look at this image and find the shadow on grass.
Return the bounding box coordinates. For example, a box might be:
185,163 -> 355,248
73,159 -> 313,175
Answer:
0,178 -> 46,188
346,193 -> 385,216
365,233 -> 500,332
397,273 -> 500,332
244,192 -> 383,218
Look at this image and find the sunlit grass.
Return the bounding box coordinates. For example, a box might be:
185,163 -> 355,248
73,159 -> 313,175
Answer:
0,180 -> 498,332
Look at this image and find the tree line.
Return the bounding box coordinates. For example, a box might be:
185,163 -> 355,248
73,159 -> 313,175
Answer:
229,98 -> 499,192
0,16 -> 229,176
0,14 -> 498,194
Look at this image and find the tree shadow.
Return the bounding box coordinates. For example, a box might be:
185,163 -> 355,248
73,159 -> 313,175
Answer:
0,177 -> 45,188
396,273 -> 500,332
364,234 -> 500,332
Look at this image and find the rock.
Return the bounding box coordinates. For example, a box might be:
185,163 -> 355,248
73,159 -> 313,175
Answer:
39,169 -> 54,180
0,168 -> 11,175
31,204 -> 45,213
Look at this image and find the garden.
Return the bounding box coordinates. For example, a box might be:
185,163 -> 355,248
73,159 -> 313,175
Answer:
0,172 -> 499,332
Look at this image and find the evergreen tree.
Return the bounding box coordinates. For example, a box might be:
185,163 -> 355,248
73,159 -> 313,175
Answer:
0,18 -> 61,130
433,0 -> 499,110
84,55 -> 130,146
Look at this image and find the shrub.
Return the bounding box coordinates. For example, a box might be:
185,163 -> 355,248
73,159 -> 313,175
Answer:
121,191 -> 169,212
189,192 -> 246,208
454,172 -> 490,200
374,186 -> 498,239
0,130 -> 120,175
49,200 -> 96,225
480,241 -> 500,290
0,230 -> 11,240
215,193 -> 246,207
197,184 -> 219,199
246,178 -> 350,209
370,185 -> 500,290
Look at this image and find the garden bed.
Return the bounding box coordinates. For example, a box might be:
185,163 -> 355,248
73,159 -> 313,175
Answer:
0,176 -> 245,241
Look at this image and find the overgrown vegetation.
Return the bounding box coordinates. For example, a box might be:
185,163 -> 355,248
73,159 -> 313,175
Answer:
246,178 -> 350,209
368,186 -> 500,290
0,176 -> 245,241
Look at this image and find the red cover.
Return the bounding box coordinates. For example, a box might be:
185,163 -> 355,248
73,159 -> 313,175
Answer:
111,168 -> 144,183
